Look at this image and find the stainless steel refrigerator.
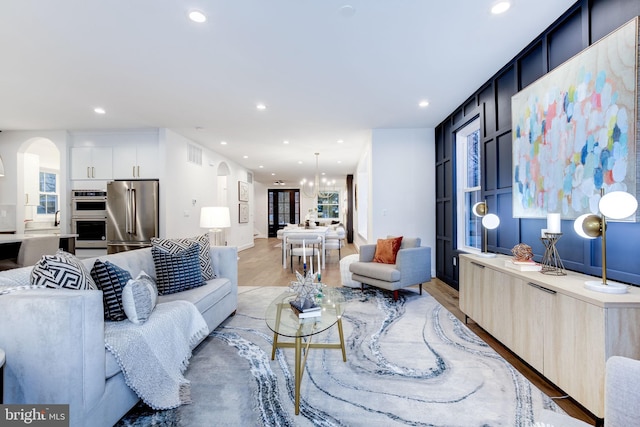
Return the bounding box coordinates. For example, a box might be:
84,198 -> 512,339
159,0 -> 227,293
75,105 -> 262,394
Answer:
106,179 -> 159,254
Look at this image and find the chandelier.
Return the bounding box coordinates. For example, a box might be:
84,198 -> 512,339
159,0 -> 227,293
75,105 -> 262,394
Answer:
300,153 -> 336,199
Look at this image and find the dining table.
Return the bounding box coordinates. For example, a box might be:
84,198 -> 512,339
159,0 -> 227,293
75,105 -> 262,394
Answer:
281,226 -> 329,271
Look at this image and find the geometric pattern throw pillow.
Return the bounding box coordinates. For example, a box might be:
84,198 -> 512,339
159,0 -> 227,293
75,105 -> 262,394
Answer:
151,234 -> 215,280
151,243 -> 204,295
91,260 -> 132,321
30,249 -> 97,290
121,270 -> 158,324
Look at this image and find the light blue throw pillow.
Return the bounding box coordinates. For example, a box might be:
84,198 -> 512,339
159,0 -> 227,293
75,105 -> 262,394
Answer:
121,271 -> 158,324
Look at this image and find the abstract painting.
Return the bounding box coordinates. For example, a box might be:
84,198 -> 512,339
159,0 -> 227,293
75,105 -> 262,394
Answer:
512,17 -> 639,219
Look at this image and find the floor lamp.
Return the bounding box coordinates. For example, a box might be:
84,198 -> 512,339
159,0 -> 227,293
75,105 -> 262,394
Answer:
200,207 -> 230,246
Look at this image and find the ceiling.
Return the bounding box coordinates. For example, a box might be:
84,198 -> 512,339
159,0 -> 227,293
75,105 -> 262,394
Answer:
0,0 -> 577,186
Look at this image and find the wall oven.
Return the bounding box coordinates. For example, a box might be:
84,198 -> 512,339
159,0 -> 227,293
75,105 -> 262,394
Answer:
71,190 -> 107,249
71,190 -> 107,218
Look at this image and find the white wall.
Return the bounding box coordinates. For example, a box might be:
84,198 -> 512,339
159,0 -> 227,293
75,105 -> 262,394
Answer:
253,180 -> 268,238
354,128 -> 436,277
160,129 -> 255,251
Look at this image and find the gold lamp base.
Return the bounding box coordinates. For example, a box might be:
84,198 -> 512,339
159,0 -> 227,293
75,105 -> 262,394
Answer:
584,280 -> 628,294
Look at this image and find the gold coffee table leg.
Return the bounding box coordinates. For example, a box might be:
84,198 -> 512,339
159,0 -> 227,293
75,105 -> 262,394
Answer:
294,336 -> 301,415
337,318 -> 347,362
271,303 -> 284,360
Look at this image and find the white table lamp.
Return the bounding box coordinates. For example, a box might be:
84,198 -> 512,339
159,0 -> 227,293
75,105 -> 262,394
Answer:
573,190 -> 638,294
472,201 -> 500,258
200,206 -> 230,246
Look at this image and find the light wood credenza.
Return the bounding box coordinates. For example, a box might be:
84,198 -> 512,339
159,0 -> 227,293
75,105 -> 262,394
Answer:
459,253 -> 640,419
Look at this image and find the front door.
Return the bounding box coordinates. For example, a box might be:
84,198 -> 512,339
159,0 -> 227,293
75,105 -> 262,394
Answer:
268,189 -> 300,237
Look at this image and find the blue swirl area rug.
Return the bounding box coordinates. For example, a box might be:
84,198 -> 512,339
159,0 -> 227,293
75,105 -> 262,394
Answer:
116,286 -> 567,427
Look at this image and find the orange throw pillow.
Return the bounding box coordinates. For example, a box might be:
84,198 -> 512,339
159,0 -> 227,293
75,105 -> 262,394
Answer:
373,236 -> 403,264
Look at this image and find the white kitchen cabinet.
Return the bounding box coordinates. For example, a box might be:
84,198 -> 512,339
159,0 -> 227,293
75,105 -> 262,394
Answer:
71,147 -> 113,180
112,141 -> 158,179
23,153 -> 40,206
459,253 -> 640,419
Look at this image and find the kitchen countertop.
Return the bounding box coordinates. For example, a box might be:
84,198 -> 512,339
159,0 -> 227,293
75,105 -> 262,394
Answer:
0,234 -> 78,244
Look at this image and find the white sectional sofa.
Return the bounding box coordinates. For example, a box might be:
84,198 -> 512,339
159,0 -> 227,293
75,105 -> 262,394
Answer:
0,245 -> 238,427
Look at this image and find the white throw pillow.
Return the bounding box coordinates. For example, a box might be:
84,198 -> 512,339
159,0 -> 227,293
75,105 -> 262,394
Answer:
121,270 -> 158,324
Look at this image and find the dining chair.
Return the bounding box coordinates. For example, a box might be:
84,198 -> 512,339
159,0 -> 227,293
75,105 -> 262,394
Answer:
0,235 -> 60,271
287,234 -> 322,274
325,225 -> 346,261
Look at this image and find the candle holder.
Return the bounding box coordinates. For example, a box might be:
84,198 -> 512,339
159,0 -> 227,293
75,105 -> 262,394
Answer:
540,232 -> 566,275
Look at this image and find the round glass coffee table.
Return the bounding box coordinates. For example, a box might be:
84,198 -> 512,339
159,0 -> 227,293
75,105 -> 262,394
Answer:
265,287 -> 347,415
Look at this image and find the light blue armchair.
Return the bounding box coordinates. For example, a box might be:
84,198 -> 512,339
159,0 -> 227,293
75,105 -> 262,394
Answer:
349,237 -> 431,300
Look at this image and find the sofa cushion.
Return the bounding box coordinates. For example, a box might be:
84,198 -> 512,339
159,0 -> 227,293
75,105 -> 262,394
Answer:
152,243 -> 204,295
151,234 -> 215,280
400,237 -> 421,249
158,277 -> 231,315
121,271 -> 158,324
349,261 -> 401,282
91,260 -> 131,321
30,250 -> 97,290
373,236 -> 403,264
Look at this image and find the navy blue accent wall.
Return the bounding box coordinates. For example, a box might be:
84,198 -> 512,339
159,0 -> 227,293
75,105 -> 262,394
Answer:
435,0 -> 640,290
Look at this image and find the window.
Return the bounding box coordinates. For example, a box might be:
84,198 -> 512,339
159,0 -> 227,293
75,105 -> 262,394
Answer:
456,118 -> 482,252
317,191 -> 340,219
38,171 -> 58,215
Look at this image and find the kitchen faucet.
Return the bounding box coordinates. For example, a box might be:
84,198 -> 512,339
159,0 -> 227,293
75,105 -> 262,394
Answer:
54,210 -> 61,227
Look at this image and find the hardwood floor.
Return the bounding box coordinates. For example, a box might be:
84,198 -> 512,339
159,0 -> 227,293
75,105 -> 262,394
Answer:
237,237 -> 597,426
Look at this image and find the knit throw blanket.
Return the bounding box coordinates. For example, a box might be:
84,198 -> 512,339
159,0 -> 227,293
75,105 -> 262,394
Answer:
104,300 -> 209,410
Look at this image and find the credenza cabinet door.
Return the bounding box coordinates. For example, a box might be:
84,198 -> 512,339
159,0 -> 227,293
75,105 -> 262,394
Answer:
508,278 -> 548,373
544,293 -> 606,416
460,257 -> 545,371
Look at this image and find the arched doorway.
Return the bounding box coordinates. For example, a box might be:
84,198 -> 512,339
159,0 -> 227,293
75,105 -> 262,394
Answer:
21,138 -> 61,231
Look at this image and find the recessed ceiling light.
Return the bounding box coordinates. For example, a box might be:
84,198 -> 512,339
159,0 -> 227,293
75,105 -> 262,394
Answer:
283,140 -> 289,144
220,141 -> 227,145
188,10 -> 207,23
491,1 -> 510,14
256,103 -> 267,111
94,107 -> 106,114
337,139 -> 344,144
243,155 -> 249,159
339,5 -> 356,18
418,100 -> 429,108
271,173 -> 276,176
337,160 -> 342,164
298,161 -> 303,164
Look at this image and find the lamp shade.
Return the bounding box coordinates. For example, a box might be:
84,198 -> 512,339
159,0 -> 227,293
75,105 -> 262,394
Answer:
599,191 -> 638,219
200,207 -> 230,229
573,213 -> 600,239
482,213 -> 500,230
472,201 -> 487,217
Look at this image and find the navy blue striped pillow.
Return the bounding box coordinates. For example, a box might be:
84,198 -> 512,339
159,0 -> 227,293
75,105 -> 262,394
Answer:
91,260 -> 132,321
152,243 -> 204,295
